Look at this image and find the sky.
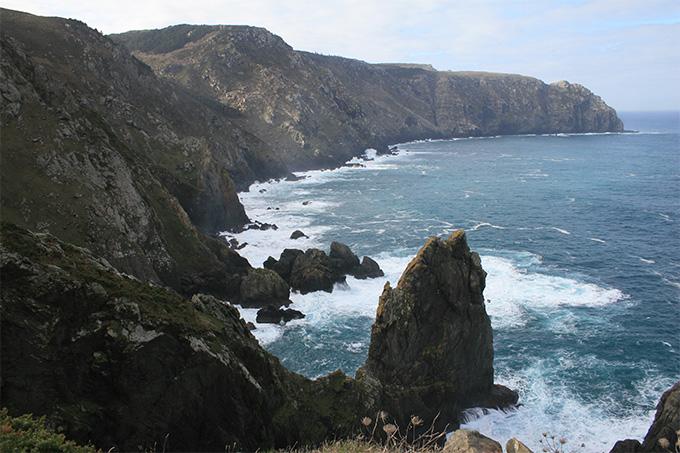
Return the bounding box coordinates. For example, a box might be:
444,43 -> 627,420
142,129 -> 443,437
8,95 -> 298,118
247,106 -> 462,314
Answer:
2,0 -> 679,112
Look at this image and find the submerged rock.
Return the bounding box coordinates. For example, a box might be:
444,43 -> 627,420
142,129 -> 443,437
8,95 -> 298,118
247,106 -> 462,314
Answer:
357,230 -> 517,432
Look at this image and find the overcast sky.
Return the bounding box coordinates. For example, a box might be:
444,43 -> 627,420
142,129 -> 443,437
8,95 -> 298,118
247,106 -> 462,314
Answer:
3,0 -> 679,111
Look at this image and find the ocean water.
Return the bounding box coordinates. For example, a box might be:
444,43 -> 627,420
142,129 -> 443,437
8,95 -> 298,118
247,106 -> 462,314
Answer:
223,111 -> 680,451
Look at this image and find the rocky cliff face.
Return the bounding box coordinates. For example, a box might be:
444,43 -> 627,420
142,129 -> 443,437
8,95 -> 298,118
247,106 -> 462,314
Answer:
0,222 -> 367,451
112,25 -> 623,178
0,9 -> 260,296
1,222 -> 517,451
357,231 -> 517,433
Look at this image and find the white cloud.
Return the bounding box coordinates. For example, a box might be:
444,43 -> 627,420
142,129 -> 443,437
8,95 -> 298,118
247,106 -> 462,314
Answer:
2,0 -> 679,110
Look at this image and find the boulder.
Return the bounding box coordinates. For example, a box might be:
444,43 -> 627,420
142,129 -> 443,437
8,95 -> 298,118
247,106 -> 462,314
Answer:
355,256 -> 385,279
256,305 -> 305,324
357,230 -> 517,432
264,248 -> 304,283
443,430 -> 502,453
507,438 -> 534,453
290,230 -> 308,240
239,268 -> 291,308
329,241 -> 361,276
289,248 -> 341,294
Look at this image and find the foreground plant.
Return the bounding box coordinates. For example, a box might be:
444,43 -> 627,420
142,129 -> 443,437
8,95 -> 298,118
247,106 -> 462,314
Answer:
1,408 -> 96,453
539,432 -> 585,453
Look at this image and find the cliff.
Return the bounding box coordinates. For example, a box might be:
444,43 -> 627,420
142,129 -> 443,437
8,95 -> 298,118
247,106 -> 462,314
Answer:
1,223 -> 514,451
1,9 -> 623,295
0,222 -> 367,451
1,9 -> 259,297
112,25 -> 623,179
357,231 -> 517,433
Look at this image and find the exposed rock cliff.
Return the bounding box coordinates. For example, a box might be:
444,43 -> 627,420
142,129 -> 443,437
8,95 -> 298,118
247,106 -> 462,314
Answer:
112,25 -> 624,178
357,231 -> 517,433
0,9 -> 258,296
610,381 -> 680,453
1,222 -> 516,451
0,222 -> 366,451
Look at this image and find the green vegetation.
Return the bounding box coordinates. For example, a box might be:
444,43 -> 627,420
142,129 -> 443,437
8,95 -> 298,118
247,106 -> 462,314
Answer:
1,408 -> 97,453
109,25 -> 216,54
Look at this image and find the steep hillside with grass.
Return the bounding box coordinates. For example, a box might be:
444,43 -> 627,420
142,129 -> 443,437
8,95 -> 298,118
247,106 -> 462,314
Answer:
112,24 -> 623,177
0,9 -> 265,297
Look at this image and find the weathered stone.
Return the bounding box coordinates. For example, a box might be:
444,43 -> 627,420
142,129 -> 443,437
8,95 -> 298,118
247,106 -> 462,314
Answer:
507,437 -> 534,453
239,267 -> 291,308
0,222 -> 366,452
289,248 -> 341,294
358,230 -> 517,431
264,248 -> 304,283
355,256 -> 384,279
640,381 -> 679,453
443,430 -> 502,453
290,230 -> 308,240
609,381 -> 679,453
256,305 -> 305,324
329,241 -> 360,276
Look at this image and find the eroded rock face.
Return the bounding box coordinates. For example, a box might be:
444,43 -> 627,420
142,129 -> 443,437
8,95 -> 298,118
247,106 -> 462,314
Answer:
358,230 -> 517,430
610,381 -> 680,453
0,223 -> 366,452
239,267 -> 291,308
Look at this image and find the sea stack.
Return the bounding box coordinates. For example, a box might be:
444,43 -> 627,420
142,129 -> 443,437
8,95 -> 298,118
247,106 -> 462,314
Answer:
357,230 -> 517,431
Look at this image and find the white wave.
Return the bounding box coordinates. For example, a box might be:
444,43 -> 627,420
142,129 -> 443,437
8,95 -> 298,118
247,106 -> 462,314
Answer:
482,254 -> 627,330
468,221 -> 507,231
587,237 -> 607,244
460,363 -> 665,452
550,227 -> 571,235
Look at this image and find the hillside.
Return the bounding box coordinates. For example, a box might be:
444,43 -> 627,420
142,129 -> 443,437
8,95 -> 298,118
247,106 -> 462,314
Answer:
112,24 -> 623,178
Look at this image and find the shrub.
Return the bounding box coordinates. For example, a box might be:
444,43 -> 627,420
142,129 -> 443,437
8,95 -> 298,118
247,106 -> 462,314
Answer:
1,408 -> 97,453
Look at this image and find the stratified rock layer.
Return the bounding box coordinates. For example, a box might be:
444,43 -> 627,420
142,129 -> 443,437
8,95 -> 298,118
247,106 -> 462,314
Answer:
358,230 -> 517,431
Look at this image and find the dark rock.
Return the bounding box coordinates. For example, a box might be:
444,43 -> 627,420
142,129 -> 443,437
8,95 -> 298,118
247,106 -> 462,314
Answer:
357,230 -> 517,432
289,248 -> 341,294
443,430 -> 503,453
247,322 -> 257,330
355,256 -> 384,279
609,381 -> 679,453
239,268 -> 291,308
263,248 -> 304,282
290,230 -> 308,240
329,241 -> 360,276
610,439 -> 641,453
0,222 -> 367,452
641,381 -> 679,452
302,201 -> 312,206
256,305 -> 305,324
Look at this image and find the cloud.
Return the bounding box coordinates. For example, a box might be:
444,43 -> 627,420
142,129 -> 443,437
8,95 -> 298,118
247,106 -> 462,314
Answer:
3,0 -> 679,110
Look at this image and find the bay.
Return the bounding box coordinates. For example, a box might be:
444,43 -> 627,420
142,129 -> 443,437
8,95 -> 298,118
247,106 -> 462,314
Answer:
225,110 -> 680,451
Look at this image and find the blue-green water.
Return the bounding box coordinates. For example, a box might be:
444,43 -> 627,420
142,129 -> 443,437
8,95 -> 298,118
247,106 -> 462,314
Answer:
225,111 -> 679,451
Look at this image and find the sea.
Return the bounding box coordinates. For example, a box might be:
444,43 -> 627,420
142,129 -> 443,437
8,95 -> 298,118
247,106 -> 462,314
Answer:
223,111 -> 680,452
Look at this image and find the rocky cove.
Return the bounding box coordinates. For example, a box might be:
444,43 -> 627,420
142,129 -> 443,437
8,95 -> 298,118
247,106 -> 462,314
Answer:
1,7 -> 678,453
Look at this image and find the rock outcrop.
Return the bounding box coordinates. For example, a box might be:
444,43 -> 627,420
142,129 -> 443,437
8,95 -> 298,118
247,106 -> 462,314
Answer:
610,381 -> 680,453
443,430 -> 503,453
264,243 -> 384,294
357,230 -> 517,433
0,222 -> 366,451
